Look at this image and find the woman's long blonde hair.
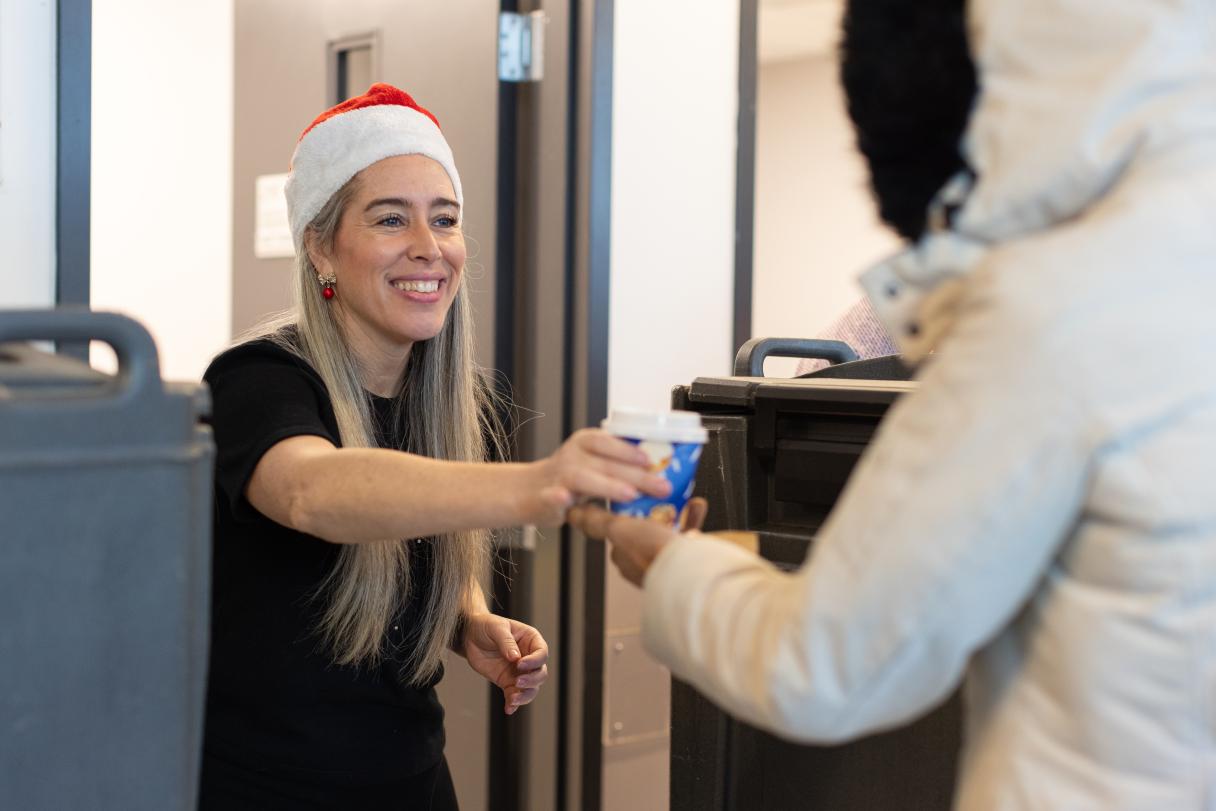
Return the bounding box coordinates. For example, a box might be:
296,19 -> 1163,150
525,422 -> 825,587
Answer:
244,174 -> 504,686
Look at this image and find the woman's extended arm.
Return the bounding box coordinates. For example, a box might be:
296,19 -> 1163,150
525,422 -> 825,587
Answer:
246,427 -> 668,544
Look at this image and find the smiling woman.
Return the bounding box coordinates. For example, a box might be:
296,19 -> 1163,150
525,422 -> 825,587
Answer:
197,84 -> 672,810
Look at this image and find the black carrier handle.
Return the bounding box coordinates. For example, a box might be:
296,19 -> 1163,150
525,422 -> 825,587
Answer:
733,337 -> 859,377
0,308 -> 162,404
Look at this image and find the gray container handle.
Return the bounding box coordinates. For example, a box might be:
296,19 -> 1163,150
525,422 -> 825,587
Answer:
0,308 -> 161,403
733,337 -> 859,377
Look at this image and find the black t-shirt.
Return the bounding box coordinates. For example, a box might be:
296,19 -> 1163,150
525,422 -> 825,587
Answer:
200,336 -> 447,807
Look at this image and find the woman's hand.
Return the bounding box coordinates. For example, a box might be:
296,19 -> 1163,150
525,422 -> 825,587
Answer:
524,429 -> 672,525
460,613 -> 550,715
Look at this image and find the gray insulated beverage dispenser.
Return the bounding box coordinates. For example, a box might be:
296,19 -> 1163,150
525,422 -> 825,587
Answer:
0,310 -> 213,810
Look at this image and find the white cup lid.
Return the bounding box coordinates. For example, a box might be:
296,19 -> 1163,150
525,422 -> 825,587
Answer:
601,408 -> 708,444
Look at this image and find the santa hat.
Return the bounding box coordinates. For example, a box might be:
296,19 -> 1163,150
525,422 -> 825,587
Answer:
284,83 -> 462,252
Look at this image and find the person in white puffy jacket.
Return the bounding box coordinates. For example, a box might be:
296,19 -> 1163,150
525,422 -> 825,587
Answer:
571,0 -> 1216,807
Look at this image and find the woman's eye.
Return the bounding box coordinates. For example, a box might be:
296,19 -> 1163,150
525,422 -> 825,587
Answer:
434,216 -> 458,228
379,214 -> 405,227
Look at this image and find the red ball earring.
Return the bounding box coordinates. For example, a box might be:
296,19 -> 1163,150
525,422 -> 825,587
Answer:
318,272 -> 336,300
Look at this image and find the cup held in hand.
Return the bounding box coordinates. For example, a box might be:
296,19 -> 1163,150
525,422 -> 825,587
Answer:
601,408 -> 708,527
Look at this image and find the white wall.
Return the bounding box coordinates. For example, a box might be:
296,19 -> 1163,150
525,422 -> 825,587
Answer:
0,0 -> 57,309
751,19 -> 899,376
603,4 -> 740,811
91,0 -> 234,382
607,0 -> 738,413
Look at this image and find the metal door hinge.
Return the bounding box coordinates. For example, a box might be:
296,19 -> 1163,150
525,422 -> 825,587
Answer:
498,11 -> 546,82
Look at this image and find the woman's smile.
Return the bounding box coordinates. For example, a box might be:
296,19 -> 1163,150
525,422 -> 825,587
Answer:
388,275 -> 446,303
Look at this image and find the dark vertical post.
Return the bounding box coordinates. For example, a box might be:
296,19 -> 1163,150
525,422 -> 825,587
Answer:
56,0 -> 92,359
556,0 -> 583,803
489,4 -> 525,811
578,2 -> 613,810
488,538 -> 530,811
495,2 -> 520,386
733,0 -> 759,359
583,1 -> 612,430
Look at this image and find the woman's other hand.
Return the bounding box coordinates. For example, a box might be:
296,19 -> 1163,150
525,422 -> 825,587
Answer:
460,613 -> 550,715
526,429 -> 673,525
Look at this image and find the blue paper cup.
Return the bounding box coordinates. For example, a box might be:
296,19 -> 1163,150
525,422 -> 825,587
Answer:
601,409 -> 708,527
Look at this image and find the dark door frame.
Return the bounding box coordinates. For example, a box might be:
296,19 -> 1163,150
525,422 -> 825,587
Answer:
489,0 -> 616,808
558,1 -> 758,808
56,0 -> 92,358
734,0 -> 758,357
571,0 -> 613,806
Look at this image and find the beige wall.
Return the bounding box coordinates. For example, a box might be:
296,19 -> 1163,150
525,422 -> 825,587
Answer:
751,53 -> 899,377
228,6 -> 504,808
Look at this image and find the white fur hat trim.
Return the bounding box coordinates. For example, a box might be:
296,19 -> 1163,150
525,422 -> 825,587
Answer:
284,103 -> 462,252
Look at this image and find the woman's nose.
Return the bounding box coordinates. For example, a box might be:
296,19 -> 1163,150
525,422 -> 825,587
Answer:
408,221 -> 441,263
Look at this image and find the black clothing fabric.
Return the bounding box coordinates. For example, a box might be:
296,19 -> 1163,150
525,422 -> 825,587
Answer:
200,336 -> 448,806
198,752 -> 460,811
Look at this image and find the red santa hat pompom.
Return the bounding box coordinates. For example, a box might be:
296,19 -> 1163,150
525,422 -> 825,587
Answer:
284,83 -> 462,252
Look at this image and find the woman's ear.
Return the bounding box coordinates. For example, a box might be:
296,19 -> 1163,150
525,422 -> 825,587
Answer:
304,229 -> 332,276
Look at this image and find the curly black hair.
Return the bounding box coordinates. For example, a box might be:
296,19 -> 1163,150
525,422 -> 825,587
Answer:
840,0 -> 978,241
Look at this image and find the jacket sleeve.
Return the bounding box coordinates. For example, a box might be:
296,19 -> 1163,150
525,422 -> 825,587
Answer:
642,277 -> 1096,743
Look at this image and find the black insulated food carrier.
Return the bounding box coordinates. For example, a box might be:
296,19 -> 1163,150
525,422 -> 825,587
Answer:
668,339 -> 960,811
0,310 -> 213,811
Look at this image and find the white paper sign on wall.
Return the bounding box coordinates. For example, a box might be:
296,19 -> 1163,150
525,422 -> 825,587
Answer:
254,172 -> 294,259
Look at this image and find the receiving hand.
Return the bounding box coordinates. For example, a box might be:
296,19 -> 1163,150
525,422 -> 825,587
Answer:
460,613 -> 550,715
527,429 -> 673,525
569,498 -> 708,587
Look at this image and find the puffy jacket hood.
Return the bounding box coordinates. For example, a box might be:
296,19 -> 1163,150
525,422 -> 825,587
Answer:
862,0 -> 1216,362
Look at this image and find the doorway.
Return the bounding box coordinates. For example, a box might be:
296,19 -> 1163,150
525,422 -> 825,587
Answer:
747,0 -> 899,376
